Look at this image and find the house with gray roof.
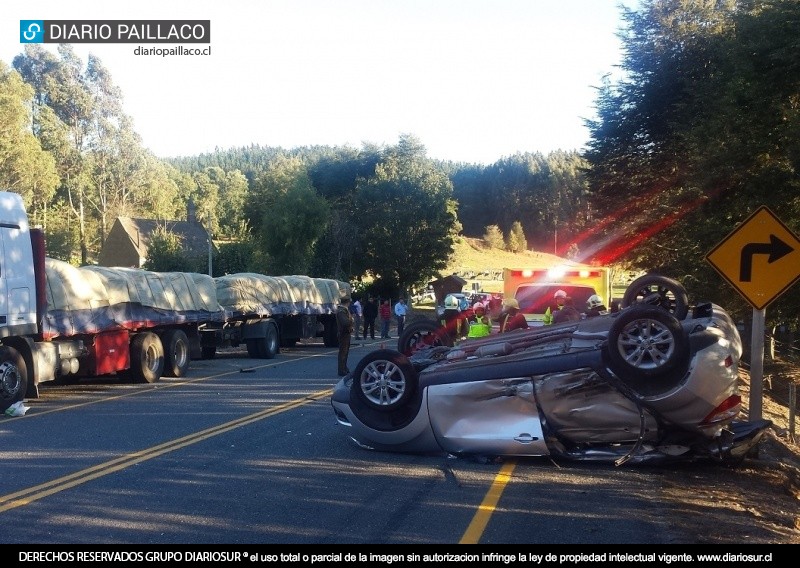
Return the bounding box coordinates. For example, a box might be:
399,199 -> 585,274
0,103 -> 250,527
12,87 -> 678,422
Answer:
97,200 -> 212,268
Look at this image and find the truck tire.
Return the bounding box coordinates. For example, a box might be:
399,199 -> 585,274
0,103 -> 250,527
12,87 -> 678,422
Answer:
129,332 -> 165,383
162,329 -> 190,378
261,324 -> 279,359
249,325 -> 279,359
0,346 -> 28,413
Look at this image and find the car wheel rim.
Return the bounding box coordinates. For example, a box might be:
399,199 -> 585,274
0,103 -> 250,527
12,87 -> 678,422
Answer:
616,318 -> 675,370
360,359 -> 406,406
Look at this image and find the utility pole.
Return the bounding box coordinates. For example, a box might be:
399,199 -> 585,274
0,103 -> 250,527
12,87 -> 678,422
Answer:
554,217 -> 558,255
206,211 -> 213,277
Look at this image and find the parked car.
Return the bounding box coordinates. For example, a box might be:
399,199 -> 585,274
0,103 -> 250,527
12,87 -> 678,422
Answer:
330,274 -> 771,465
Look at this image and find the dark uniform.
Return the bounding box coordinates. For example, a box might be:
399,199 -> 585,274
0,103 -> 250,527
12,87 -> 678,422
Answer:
337,298 -> 354,376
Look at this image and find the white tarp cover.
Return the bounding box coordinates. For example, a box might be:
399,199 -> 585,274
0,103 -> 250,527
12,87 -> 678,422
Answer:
215,273 -> 351,318
43,258 -> 224,337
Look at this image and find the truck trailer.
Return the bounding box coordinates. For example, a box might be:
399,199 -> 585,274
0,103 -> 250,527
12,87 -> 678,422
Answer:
0,191 -> 350,413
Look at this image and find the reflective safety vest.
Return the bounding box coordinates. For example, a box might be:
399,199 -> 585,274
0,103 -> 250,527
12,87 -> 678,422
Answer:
466,316 -> 492,338
543,305 -> 563,325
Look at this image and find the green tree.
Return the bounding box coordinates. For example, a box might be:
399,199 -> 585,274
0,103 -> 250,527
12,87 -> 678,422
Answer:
584,0 -> 800,328
483,225 -> 504,249
14,44 -> 96,264
354,134 -> 457,294
506,221 -> 527,252
0,62 -> 59,212
251,155 -> 330,274
143,227 -> 204,273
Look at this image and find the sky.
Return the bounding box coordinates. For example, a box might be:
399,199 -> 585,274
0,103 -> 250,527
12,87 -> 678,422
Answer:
3,1 -> 638,165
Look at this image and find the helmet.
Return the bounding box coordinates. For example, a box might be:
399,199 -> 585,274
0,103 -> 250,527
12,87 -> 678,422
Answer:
444,294 -> 459,309
554,289 -> 567,299
587,294 -> 603,309
473,302 -> 485,313
503,298 -> 520,310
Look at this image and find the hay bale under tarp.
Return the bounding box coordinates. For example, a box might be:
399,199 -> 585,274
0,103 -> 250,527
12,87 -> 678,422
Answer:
43,258 -> 224,338
214,273 -> 351,318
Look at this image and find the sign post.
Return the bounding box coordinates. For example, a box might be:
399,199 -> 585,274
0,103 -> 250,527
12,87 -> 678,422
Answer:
705,206 -> 800,421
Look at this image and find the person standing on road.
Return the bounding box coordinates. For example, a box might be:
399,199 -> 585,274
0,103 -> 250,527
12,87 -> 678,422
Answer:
363,295 -> 378,340
336,297 -> 354,376
543,289 -> 568,325
441,294 -> 465,343
379,298 -> 392,339
466,302 -> 492,338
553,296 -> 581,324
584,294 -> 608,318
351,297 -> 363,339
499,298 -> 529,333
394,297 -> 408,337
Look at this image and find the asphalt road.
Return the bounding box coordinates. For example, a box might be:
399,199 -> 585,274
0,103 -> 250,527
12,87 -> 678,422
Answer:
0,338 -> 788,548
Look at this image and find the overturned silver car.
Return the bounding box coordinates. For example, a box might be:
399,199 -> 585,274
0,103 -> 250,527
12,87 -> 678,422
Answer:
331,275 -> 771,466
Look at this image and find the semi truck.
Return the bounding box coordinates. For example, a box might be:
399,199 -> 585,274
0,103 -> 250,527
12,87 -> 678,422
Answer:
503,263 -> 611,326
0,191 -> 350,413
198,272 -> 350,360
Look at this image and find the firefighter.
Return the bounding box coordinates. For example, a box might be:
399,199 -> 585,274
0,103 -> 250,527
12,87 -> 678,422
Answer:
543,289 -> 567,325
442,294 -> 466,341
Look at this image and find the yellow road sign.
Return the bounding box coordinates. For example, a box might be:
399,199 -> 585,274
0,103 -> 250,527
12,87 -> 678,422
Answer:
706,206 -> 800,309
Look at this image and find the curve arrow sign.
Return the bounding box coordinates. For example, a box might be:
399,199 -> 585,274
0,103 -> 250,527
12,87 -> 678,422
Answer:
739,234 -> 794,282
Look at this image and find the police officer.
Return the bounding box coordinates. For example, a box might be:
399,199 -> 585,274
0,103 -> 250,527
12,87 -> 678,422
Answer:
336,297 -> 354,376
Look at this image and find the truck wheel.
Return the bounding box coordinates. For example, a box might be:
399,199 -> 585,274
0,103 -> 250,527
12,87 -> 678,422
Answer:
0,346 -> 28,413
162,329 -> 190,378
129,332 -> 165,383
261,324 -> 279,359
249,326 -> 279,359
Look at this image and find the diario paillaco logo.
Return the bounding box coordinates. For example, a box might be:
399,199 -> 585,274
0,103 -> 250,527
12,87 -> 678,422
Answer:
19,20 -> 210,44
20,20 -> 44,43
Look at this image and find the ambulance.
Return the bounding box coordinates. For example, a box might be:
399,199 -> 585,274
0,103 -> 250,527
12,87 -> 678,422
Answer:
503,263 -> 611,326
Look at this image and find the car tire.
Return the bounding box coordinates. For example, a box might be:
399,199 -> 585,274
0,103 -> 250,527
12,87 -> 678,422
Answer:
622,274 -> 689,320
606,306 -> 689,396
351,349 -> 417,412
397,319 -> 453,356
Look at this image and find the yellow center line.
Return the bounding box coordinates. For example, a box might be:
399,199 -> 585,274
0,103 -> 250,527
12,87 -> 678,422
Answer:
20,350 -> 334,419
7,343 -> 513,542
0,388 -> 331,513
459,459 -> 517,544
